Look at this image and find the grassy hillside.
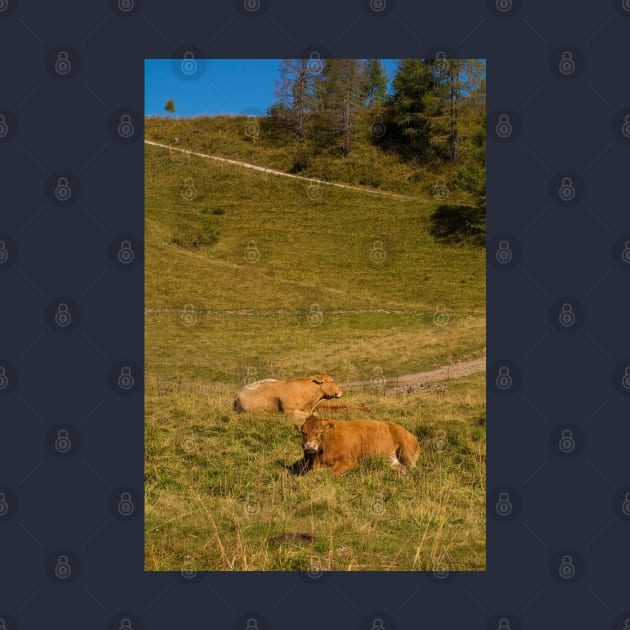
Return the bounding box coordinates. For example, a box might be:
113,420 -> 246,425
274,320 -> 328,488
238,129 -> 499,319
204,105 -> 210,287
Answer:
145,114 -> 479,199
144,115 -> 486,571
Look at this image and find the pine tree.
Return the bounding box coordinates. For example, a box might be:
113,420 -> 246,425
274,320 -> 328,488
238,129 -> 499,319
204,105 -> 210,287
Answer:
274,59 -> 314,137
164,99 -> 176,115
363,59 -> 388,107
421,59 -> 465,163
454,60 -> 486,206
389,59 -> 434,156
316,59 -> 364,154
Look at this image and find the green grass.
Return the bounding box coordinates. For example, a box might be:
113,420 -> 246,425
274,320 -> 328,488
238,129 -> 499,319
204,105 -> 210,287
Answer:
145,115 -> 486,571
145,372 -> 486,571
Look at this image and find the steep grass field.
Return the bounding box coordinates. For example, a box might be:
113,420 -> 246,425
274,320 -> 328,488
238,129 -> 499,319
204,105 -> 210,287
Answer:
144,115 -> 486,571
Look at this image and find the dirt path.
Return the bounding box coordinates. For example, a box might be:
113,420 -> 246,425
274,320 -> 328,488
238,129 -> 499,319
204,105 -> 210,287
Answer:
341,356 -> 486,389
145,139 -> 417,200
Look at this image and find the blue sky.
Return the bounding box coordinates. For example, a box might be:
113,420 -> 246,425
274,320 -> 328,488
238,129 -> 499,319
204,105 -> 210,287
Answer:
145,59 -> 400,117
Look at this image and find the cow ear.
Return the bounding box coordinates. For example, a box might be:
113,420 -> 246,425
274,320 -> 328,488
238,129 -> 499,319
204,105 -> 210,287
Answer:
312,375 -> 324,384
325,422 -> 334,431
293,423 -> 302,432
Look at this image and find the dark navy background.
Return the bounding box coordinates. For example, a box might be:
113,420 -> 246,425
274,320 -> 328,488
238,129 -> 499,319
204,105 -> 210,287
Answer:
1,0 -> 629,628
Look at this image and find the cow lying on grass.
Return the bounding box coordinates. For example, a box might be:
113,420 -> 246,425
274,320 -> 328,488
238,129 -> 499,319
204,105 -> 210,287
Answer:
295,415 -> 420,477
233,371 -> 342,419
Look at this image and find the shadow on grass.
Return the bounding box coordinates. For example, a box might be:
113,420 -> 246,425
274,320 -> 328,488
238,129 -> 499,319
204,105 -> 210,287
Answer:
429,204 -> 486,247
281,456 -> 313,476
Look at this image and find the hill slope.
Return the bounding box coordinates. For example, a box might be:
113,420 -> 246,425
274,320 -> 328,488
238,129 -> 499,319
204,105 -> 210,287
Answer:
145,117 -> 485,383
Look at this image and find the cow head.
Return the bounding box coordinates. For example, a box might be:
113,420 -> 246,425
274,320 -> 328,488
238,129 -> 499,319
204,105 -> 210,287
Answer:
295,416 -> 334,454
311,371 -> 342,399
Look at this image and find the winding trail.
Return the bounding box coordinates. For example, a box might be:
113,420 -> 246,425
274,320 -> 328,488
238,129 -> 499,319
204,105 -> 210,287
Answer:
342,356 -> 486,389
145,139 -> 416,200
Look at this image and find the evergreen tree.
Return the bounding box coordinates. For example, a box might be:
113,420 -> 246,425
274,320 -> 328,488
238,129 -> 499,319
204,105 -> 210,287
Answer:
312,59 -> 365,154
164,99 -> 176,115
274,59 -> 314,137
363,59 -> 388,107
422,59 -> 465,163
389,59 -> 434,155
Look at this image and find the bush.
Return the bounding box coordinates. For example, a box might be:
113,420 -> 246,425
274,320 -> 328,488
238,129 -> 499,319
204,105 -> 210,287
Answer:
289,146 -> 311,173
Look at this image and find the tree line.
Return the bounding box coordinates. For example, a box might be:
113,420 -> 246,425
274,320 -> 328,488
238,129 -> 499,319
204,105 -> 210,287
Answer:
269,58 -> 486,205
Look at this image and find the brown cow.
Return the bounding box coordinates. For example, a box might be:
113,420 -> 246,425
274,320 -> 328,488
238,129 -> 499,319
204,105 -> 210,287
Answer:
295,415 -> 419,477
233,372 -> 342,419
